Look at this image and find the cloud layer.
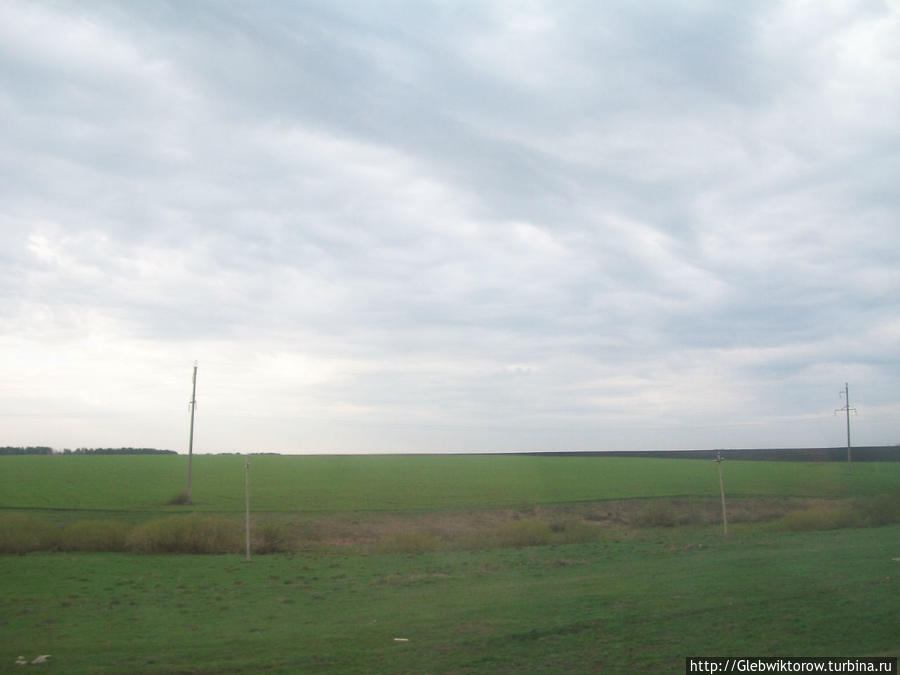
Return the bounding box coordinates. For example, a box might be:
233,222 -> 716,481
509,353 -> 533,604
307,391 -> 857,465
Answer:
2,0 -> 898,452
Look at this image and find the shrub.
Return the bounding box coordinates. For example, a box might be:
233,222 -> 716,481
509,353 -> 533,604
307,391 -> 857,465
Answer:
494,519 -> 553,547
126,515 -> 242,554
0,514 -> 59,554
60,520 -> 129,551
167,492 -> 191,506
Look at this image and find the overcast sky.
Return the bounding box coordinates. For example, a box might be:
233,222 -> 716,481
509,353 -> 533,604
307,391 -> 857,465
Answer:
2,1 -> 898,454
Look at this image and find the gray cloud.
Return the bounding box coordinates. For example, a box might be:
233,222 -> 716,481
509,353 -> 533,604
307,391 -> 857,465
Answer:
1,0 -> 898,452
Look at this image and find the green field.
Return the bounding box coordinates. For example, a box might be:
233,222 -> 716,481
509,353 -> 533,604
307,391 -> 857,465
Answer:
3,453 -> 898,513
2,454 -> 899,673
2,528 -> 898,673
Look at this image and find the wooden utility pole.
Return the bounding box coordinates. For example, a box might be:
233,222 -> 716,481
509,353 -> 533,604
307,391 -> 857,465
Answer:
244,457 -> 251,562
186,362 -> 198,502
835,382 -> 856,474
716,451 -> 728,536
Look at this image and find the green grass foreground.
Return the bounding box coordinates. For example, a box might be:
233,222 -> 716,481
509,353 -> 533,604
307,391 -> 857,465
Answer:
2,454 -> 898,512
2,526 -> 898,673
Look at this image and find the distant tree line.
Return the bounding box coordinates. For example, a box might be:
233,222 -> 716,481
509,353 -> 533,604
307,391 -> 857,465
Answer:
0,446 -> 177,455
0,446 -> 53,455
64,447 -> 178,455
530,446 -> 900,462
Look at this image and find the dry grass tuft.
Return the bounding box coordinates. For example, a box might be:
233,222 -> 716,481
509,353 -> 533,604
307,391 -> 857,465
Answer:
126,515 -> 242,553
0,514 -> 58,554
60,520 -> 129,551
778,503 -> 860,531
4,494 -> 899,554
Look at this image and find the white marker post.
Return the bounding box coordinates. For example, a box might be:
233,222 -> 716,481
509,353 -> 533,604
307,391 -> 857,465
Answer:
244,457 -> 251,562
716,451 -> 728,536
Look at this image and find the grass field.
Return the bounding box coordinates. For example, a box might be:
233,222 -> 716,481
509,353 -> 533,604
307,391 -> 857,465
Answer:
2,527 -> 898,673
1,454 -> 899,673
3,453 -> 898,513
